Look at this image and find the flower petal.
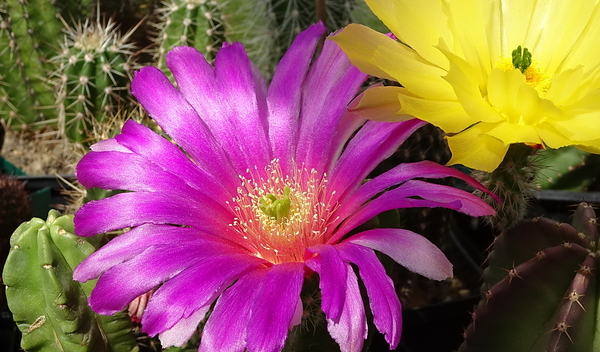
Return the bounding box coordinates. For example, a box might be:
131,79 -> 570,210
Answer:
200,268 -> 268,352
159,305 -> 210,348
336,242 -> 401,348
325,262 -> 367,352
167,45 -> 272,175
348,85 -> 411,122
75,192 -> 234,238
305,244 -> 348,322
130,66 -> 237,183
268,23 -> 326,172
446,123 -> 509,172
142,254 -> 265,336
247,262 -> 304,352
296,35 -> 368,173
347,228 -> 453,280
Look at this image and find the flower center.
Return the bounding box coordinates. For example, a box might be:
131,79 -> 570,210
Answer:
496,45 -> 552,96
228,160 -> 338,264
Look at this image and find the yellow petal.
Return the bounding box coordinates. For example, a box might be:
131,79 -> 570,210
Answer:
485,122 -> 541,146
398,89 -> 474,133
331,24 -> 455,101
442,51 -> 504,123
545,67 -> 587,107
446,123 -> 509,172
550,111 -> 600,141
366,0 -> 452,70
329,24 -> 396,81
349,85 -> 412,122
536,123 -> 580,149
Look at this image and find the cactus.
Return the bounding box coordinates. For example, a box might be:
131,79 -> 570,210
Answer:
459,202 -> 599,352
2,209 -> 139,352
537,146 -> 600,191
471,143 -> 539,231
52,14 -> 137,144
153,0 -> 227,75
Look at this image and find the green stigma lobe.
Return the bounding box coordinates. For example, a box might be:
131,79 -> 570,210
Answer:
512,45 -> 532,73
259,186 -> 291,221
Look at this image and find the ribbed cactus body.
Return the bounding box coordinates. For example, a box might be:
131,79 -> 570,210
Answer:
0,0 -> 63,128
537,146 -> 600,191
53,17 -> 135,144
3,210 -> 139,352
154,0 -> 226,74
460,202 -> 599,352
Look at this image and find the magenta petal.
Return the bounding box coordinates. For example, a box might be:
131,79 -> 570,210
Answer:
73,224 -> 243,282
338,160 -> 500,217
325,262 -> 367,352
347,228 -> 453,280
247,262 -> 304,352
200,268 -> 268,352
142,254 -> 265,336
166,45 -> 271,176
296,36 -> 369,173
336,242 -> 402,348
75,192 -> 234,238
89,138 -> 131,152
130,66 -> 238,184
329,119 -> 427,203
268,23 -> 326,173
87,244 -> 205,315
305,244 -> 347,322
159,305 -> 211,348
115,120 -> 235,202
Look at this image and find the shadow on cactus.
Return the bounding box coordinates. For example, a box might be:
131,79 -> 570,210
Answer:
460,202 -> 599,352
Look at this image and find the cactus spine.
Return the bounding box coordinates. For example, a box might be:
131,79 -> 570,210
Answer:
2,210 -> 139,352
460,202 -> 599,352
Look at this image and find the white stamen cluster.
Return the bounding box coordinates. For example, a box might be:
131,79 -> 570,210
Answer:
227,159 -> 338,264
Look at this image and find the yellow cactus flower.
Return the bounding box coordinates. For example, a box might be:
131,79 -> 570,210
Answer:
331,0 -> 600,172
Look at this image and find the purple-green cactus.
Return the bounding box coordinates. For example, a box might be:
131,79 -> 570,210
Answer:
460,202 -> 599,352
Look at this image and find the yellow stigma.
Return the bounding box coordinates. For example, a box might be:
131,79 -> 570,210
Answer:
497,46 -> 552,96
227,160 -> 338,264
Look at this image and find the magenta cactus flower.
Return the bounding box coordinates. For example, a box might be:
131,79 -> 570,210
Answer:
73,23 -> 496,352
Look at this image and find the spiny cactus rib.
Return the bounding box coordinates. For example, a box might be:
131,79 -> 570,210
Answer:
153,0 -> 227,76
0,0 -> 62,128
3,210 -> 139,352
52,15 -> 136,144
460,202 -> 599,352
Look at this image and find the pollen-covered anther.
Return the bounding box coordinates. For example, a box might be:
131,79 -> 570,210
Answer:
497,45 -> 552,96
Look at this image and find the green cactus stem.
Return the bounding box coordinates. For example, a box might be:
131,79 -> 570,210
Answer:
153,0 -> 227,76
52,15 -> 136,144
459,202 -> 599,352
471,143 -> 540,231
3,210 -> 139,352
537,146 -> 600,191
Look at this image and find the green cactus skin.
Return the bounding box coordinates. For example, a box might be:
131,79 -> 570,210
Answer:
224,0 -> 377,77
153,0 -> 227,75
0,0 -> 63,128
52,16 -> 136,144
459,202 -> 599,352
2,210 -> 139,352
537,146 -> 600,191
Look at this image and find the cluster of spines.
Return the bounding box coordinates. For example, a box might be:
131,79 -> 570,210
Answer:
51,14 -> 137,144
459,202 -> 599,352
